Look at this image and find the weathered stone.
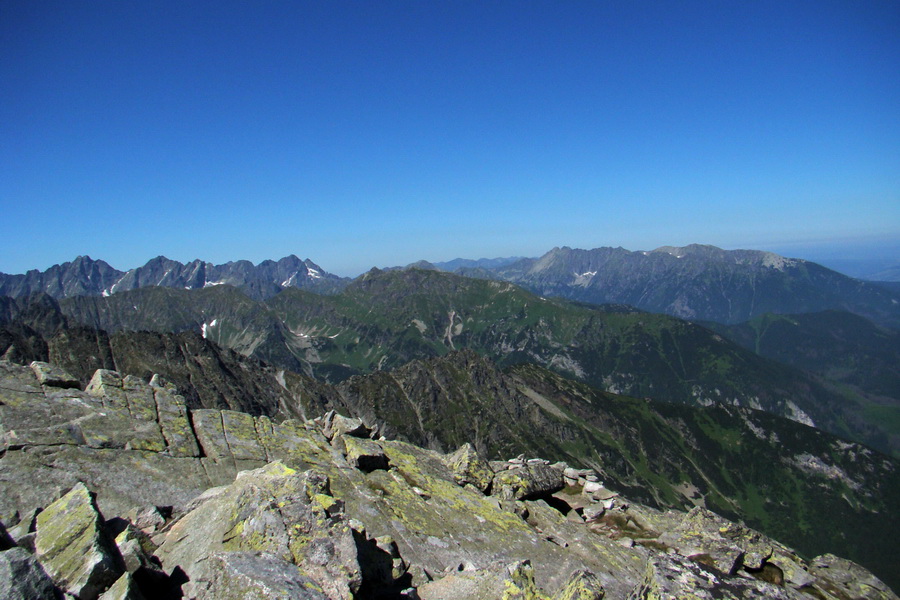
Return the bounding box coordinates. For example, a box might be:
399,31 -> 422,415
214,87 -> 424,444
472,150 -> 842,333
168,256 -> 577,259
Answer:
122,378 -> 158,421
152,385 -> 199,457
446,443 -> 494,493
552,569 -> 604,600
0,546 -> 59,600
655,507 -> 778,576
808,554 -> 898,600
582,504 -> 605,522
98,572 -> 146,600
324,413 -> 372,440
156,462 -> 362,600
30,360 -> 79,388
493,464 -> 565,501
114,525 -> 156,574
337,435 -> 389,472
185,551 -> 330,599
86,369 -> 130,409
122,506 -> 167,534
191,409 -> 232,460
222,410 -> 266,462
631,552 -> 808,599
35,482 -> 122,600
418,560 -> 551,600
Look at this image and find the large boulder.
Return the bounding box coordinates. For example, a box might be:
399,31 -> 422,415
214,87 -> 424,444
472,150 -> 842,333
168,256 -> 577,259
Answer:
445,443 -> 494,493
156,462 -> 363,600
34,482 -> 123,599
493,464 -> 565,501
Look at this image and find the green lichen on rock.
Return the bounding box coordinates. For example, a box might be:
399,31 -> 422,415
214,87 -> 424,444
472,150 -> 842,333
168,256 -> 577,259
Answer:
156,462 -> 362,600
446,442 -> 494,493
222,410 -> 266,461
151,384 -> 199,457
493,464 -> 565,501
192,409 -> 232,460
338,435 -> 389,471
29,361 -> 79,389
34,482 -> 121,600
552,569 -> 605,600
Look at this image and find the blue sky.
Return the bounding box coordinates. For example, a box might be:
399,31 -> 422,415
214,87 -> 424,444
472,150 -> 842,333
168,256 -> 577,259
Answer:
2,1 -> 898,276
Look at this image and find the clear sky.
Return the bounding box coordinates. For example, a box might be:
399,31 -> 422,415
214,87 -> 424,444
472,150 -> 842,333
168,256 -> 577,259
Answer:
2,1 -> 898,276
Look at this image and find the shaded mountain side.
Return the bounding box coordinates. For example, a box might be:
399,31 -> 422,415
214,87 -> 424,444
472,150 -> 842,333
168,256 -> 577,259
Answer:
477,244 -> 900,328
705,311 -> 900,451
706,310 -> 900,399
0,254 -> 348,300
0,317 -> 344,421
4,267 -> 897,455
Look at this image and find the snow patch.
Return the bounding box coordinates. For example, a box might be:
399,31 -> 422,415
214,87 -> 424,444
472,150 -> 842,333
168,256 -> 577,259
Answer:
204,280 -> 226,287
102,290 -> 109,297
573,270 -> 597,287
201,323 -> 208,339
308,268 -> 322,279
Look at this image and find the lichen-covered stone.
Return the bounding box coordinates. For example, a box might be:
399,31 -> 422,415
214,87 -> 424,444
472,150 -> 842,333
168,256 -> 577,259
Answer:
338,435 -> 389,471
446,443 -> 494,493
0,546 -> 59,600
29,361 -> 80,389
86,369 -> 130,409
98,572 -> 146,600
552,570 -> 604,600
35,482 -> 122,600
324,413 -> 372,440
152,385 -> 199,457
808,554 -> 899,600
418,560 -> 551,600
222,410 -> 266,461
656,506 -> 777,575
192,409 -> 232,460
156,462 -> 362,600
493,464 -> 565,501
185,551 -> 330,599
630,552 -> 808,599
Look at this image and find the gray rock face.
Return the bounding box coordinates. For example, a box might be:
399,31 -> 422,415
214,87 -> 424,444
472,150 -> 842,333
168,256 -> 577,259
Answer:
30,360 -> 80,388
185,551 -> 330,599
0,547 -> 58,600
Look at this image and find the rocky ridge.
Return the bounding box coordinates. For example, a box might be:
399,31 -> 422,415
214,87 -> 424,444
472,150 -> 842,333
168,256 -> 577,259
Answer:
1,360 -> 896,599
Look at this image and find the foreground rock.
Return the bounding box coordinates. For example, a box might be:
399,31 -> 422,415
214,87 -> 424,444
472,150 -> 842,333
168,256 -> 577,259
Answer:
1,361 -> 897,599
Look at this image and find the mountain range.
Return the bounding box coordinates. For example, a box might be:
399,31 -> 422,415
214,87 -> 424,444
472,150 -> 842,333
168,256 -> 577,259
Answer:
444,244 -> 900,328
0,254 -> 347,300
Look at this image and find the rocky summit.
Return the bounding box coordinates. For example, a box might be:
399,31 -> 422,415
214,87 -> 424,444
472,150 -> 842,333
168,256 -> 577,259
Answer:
1,360 -> 896,599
